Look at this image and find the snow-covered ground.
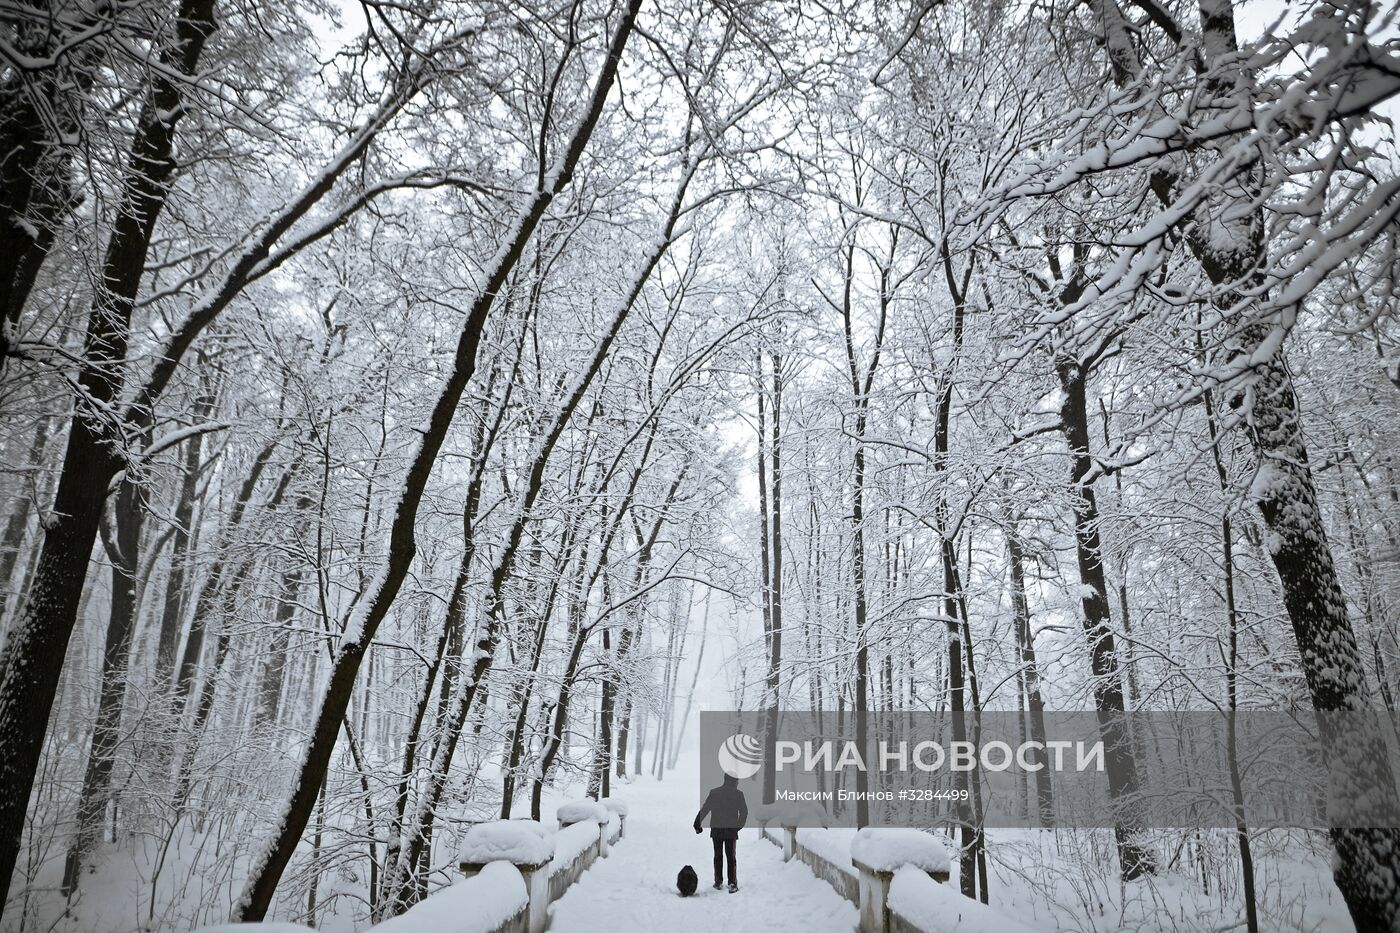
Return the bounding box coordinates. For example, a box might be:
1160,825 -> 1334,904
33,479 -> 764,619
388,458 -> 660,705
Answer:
546,754 -> 1354,933
549,755 -> 859,933
22,747 -> 1358,933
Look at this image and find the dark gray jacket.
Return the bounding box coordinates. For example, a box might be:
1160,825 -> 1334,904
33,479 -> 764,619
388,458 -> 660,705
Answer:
694,778 -> 748,840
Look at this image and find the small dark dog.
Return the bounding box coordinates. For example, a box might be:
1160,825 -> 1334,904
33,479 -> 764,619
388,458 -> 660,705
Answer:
677,864 -> 698,897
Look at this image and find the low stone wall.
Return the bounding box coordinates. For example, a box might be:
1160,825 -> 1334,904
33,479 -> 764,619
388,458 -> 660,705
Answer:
768,827 -> 859,905
549,811 -> 621,901
549,821 -> 603,901
761,826 -> 1030,933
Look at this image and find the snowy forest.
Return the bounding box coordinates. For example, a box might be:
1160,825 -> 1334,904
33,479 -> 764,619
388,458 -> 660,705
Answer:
1,0 -> 1398,930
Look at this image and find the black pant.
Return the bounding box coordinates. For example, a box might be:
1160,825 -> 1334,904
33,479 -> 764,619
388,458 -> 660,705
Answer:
712,837 -> 736,886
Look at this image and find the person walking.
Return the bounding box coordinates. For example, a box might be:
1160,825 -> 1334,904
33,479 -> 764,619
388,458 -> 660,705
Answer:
694,773 -> 748,892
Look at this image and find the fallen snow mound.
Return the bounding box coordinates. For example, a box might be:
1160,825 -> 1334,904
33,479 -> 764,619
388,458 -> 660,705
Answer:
850,828 -> 950,873
459,819 -> 554,865
887,865 -> 1038,932
372,862 -> 527,933
557,800 -> 609,824
599,797 -> 629,816
554,819 -> 603,865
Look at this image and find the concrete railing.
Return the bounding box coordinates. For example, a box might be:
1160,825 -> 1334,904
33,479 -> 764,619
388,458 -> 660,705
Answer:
548,816 -> 611,902
365,799 -> 624,933
761,826 -> 1033,933
763,824 -> 859,904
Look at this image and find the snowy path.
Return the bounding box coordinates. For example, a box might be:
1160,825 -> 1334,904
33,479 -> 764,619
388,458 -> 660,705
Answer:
548,757 -> 857,933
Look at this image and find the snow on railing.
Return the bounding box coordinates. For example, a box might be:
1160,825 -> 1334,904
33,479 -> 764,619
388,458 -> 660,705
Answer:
339,799 -> 625,933
761,824 -> 1034,933
557,798 -> 614,857
887,866 -> 1038,933
549,819 -> 605,902
373,861 -> 531,933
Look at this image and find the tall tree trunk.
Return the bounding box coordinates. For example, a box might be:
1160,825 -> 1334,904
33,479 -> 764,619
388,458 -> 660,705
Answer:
61,475 -> 144,896
1244,348 -> 1400,924
1057,356 -> 1153,880
756,351 -> 775,801
1202,385 -> 1259,933
931,223 -> 979,897
835,235 -> 888,830
589,627 -> 616,799
942,535 -> 978,897
951,550 -> 989,902
1006,524 -> 1053,823
388,353 -> 516,882
765,349 -> 784,804
851,418 -> 871,829
616,627 -> 640,778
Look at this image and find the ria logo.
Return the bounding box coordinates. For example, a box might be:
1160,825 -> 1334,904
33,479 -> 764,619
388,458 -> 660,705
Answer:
717,733 -> 762,779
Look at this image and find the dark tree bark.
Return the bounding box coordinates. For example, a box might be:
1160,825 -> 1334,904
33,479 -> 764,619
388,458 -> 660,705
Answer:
763,349 -> 784,805
831,234 -> 888,830
1006,524 -> 1053,823
1056,355 -> 1154,881
932,223 -> 982,899
615,626 -> 639,779
1243,349 -> 1400,925
0,0 -> 95,348
756,352 -> 775,802
588,626 -> 616,800
1086,0 -> 1400,917
383,349 -> 517,887
0,0 -> 219,904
